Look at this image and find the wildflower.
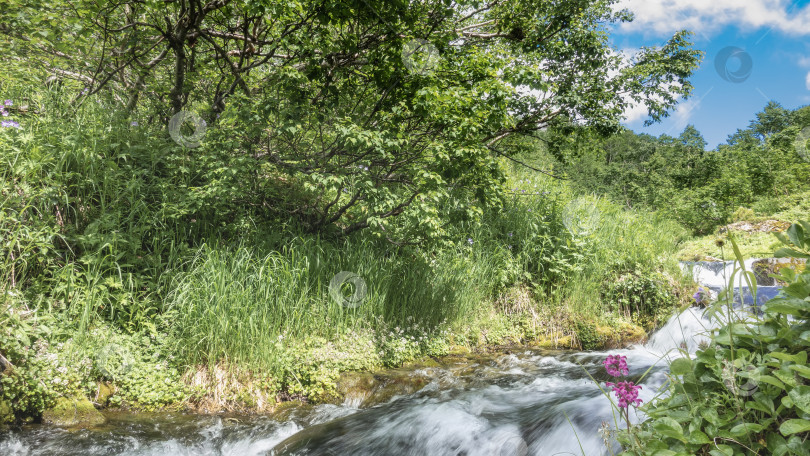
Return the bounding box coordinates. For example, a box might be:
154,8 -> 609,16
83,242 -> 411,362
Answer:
507,245 -> 512,250
527,208 -> 532,212
1,120 -> 20,129
507,232 -> 513,237
3,100 -> 11,106
693,287 -> 707,305
467,238 -> 473,245
604,354 -> 629,377
1,110 -> 7,117
130,121 -> 139,126
606,381 -> 642,408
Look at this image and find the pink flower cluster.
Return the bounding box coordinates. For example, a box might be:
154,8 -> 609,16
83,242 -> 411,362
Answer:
603,354 -> 629,377
606,381 -> 642,408
603,354 -> 642,409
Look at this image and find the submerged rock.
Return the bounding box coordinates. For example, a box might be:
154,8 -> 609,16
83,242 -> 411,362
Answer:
751,257 -> 807,285
42,396 -> 106,427
333,367 -> 432,408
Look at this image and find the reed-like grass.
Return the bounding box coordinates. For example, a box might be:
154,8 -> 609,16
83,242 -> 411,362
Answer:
165,235 -> 502,370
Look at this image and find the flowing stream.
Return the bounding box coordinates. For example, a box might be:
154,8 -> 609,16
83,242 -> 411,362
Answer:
6,258 -> 796,456
1,306 -> 730,456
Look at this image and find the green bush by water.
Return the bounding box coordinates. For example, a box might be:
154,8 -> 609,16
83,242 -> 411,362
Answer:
623,222 -> 810,455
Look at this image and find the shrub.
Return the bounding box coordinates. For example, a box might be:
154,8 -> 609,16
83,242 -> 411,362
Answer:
732,206 -> 755,222
602,271 -> 678,329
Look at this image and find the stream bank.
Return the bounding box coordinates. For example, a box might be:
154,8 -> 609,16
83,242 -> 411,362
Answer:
0,305 -> 720,456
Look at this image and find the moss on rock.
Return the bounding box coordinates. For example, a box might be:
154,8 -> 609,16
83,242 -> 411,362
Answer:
95,382 -> 114,406
447,345 -> 471,355
0,399 -> 13,424
42,396 -> 105,427
534,335 -> 573,349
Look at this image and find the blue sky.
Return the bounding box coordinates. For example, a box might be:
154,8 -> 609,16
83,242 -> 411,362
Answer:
610,0 -> 810,149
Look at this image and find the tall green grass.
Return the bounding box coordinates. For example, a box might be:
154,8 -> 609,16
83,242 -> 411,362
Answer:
165,236 -> 501,370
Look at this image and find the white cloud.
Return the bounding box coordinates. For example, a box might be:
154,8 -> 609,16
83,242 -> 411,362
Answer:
661,97 -> 702,135
623,101 -> 649,123
805,71 -> 810,90
614,0 -> 810,37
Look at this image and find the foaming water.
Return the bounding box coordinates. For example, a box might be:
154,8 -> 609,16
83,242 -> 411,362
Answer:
644,306 -> 715,354
0,415 -> 302,456
1,308 -> 723,456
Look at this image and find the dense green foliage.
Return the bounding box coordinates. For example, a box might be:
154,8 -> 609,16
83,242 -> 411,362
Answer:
0,85 -> 688,416
1,0 -> 700,242
0,0 -> 705,419
559,102 -> 810,235
621,224 -> 810,455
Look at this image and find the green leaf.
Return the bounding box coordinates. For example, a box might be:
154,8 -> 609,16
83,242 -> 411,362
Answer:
757,375 -> 786,390
670,357 -> 693,375
789,364 -> 810,379
788,386 -> 810,414
766,433 -> 790,456
779,419 -> 810,436
701,408 -> 721,426
774,369 -> 798,388
709,445 -> 734,456
653,417 -> 685,441
764,297 -> 809,316
769,351 -> 808,364
729,422 -> 763,437
686,430 -> 711,444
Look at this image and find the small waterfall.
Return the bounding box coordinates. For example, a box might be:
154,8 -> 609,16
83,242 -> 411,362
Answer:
643,306 -> 715,354
680,258 -> 798,310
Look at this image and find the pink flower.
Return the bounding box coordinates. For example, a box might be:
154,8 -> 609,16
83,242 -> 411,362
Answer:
606,381 -> 642,408
604,354 -> 629,377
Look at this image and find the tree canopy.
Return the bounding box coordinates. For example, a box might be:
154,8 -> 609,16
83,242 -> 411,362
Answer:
1,0 -> 701,241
